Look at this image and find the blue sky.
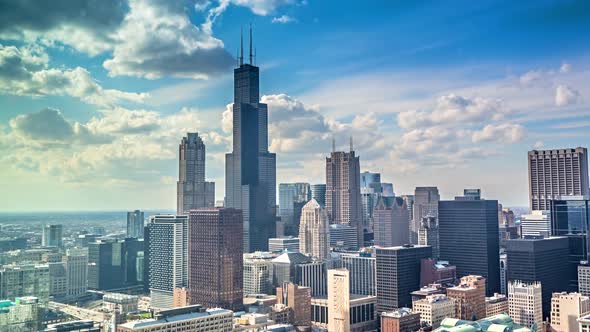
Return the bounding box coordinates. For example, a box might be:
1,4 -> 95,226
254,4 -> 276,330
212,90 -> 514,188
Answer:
0,0 -> 589,211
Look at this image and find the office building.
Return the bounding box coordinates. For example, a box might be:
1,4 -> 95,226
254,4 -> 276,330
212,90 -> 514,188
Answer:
420,258 -> 457,287
360,171 -> 383,231
188,208 -> 243,311
374,196 -> 410,247
65,248 -> 88,299
299,199 -> 330,261
49,262 -> 67,298
127,210 -> 144,239
447,275 -> 487,321
520,210 -> 551,238
279,183 -> 311,236
311,293 -> 377,332
271,252 -> 327,296
0,264 -> 49,302
276,282 -> 311,327
486,293 -> 509,317
401,195 -> 415,223
311,184 -> 327,207
225,30 -> 276,253
579,262 -> 590,296
146,215 -> 188,309
418,216 -> 439,258
438,197 -> 500,295
413,187 -> 440,244
508,281 -> 543,328
578,314 -> 590,332
117,305 -> 233,332
413,294 -> 455,329
177,133 -> 215,215
528,147 -> 589,210
506,236 -> 572,316
327,268 -> 377,332
500,253 -> 508,295
339,250 -> 376,296
411,283 -> 447,302
243,251 -> 275,296
326,142 -> 363,244
0,297 -> 42,332
550,292 -> 590,332
42,224 -> 63,248
269,237 -> 300,253
88,239 -> 123,290
381,308 -> 420,332
329,224 -> 359,250
376,245 -> 432,312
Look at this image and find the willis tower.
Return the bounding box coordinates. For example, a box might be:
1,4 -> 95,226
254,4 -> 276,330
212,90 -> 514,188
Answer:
226,27 -> 276,252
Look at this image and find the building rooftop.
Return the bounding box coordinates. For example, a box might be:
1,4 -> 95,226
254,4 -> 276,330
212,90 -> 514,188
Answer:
272,251 -> 312,264
382,308 -> 415,318
119,308 -> 232,329
434,314 -> 533,332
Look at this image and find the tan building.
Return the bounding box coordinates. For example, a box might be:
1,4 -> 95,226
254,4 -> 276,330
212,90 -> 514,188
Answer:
447,275 -> 486,320
328,269 -> 350,332
172,288 -> 188,308
508,280 -> 543,328
381,308 -> 421,332
299,199 -> 330,261
276,282 -> 311,327
550,292 -> 590,332
413,294 -> 455,328
486,293 -> 509,317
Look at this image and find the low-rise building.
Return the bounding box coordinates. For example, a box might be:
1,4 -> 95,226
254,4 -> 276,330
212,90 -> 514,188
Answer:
413,294 -> 456,329
117,305 -> 233,332
550,292 -> 590,332
433,313 -> 533,331
0,297 -> 42,332
485,293 -> 508,317
311,295 -> 377,332
381,308 -> 421,332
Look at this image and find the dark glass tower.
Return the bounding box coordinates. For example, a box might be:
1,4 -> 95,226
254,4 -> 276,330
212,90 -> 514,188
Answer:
225,28 -> 276,252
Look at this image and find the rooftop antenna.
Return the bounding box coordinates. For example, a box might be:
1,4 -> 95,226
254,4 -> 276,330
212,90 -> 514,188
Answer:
254,46 -> 257,66
236,48 -> 239,67
332,137 -> 336,154
239,26 -> 244,66
249,23 -> 253,65
350,136 -> 354,152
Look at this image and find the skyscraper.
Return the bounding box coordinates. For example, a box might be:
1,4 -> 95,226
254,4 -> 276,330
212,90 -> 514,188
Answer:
418,216 -> 439,259
177,133 -> 215,214
311,184 -> 327,207
374,196 -> 410,247
438,197 -> 500,295
64,248 -> 88,299
326,141 -> 363,244
338,251 -> 377,296
508,281 -> 543,328
360,171 -> 382,230
279,183 -> 311,236
225,28 -> 276,253
127,210 -> 144,239
88,239 -> 125,290
528,147 -> 589,210
327,268 -> 351,332
42,224 -> 63,248
299,199 -> 330,261
188,208 -> 243,311
412,187 -> 439,244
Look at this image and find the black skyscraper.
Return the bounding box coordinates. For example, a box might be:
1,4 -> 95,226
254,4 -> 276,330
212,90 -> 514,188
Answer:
438,198 -> 500,295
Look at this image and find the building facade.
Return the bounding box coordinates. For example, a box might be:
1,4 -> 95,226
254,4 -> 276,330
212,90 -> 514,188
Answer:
0,264 -> 49,302
412,294 -> 456,329
268,237 -> 300,253
520,210 -> 551,238
381,308 -> 421,332
446,275 -> 487,321
485,293 -> 509,317
127,210 -> 144,239
117,305 -> 233,332
339,251 -> 376,296
374,197 -> 410,247
243,251 -> 275,296
412,187 -> 440,244
42,224 -> 63,248
311,184 -> 327,207
418,216 -> 439,259
177,133 -> 215,215
276,282 -> 312,327
299,199 -> 330,261
550,292 -> 590,332
508,281 -> 543,328
279,183 -> 311,236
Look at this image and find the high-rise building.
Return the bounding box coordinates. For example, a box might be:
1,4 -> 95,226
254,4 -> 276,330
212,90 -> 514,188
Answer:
485,293 -> 508,317
329,224 -> 359,250
412,187 -> 439,244
127,210 -> 144,239
338,250 -> 376,296
276,282 -> 311,327
64,248 -> 88,299
0,297 -> 42,332
412,294 -> 455,329
177,133 -> 215,215
299,199 -> 330,261
311,184 -> 327,207
360,171 -> 383,231
188,208 -> 243,311
0,264 -> 49,302
381,308 -> 421,332
311,290 -> 377,332
88,239 -> 125,290
374,196 -> 410,247
42,224 -> 63,248
279,183 -> 311,236
268,236 -> 300,253
418,216 -> 439,258
243,251 -> 275,296
508,280 -> 543,328
326,143 -> 363,244
550,292 -> 590,332
376,245 -> 432,312
446,275 -> 487,321
327,268 -> 350,332
146,215 -> 188,309
528,147 -> 589,210
520,210 -> 551,238
579,262 -> 590,296
48,262 -> 67,298
438,197 -> 500,295
271,252 -> 327,296
506,236 -> 572,316
225,29 -> 276,253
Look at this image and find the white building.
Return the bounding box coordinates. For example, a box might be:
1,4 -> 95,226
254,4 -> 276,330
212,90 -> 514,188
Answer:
579,262 -> 590,296
299,199 -> 330,261
520,210 -> 551,238
508,280 -> 543,328
268,237 -> 300,253
117,305 -> 233,332
243,252 -> 275,296
412,294 -> 455,328
65,248 -> 88,299
550,292 -> 590,332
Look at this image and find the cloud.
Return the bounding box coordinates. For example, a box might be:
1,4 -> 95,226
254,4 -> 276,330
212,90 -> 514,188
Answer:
560,63 -> 572,74
0,44 -> 147,106
555,84 -> 581,107
471,123 -> 526,144
272,15 -> 297,24
229,0 -> 298,15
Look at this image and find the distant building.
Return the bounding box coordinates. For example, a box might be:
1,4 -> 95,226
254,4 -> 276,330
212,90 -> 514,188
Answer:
0,297 -> 42,332
279,183 -> 311,236
447,275 -> 487,321
360,171 -> 384,233
338,250 -> 376,296
127,210 -> 144,239
64,248 -> 88,299
579,262 -> 590,296
45,321 -> 101,332
508,281 -> 543,328
117,305 -> 233,332
376,245 -> 432,312
103,293 -> 139,315
243,252 -> 276,296
420,258 -> 457,287
271,252 -> 327,297
528,147 -> 589,210
520,210 -> 550,238
550,292 -> 590,332
329,224 -> 359,250
374,196 -> 410,247
500,253 -> 507,295
188,208 -> 243,311
412,187 -> 440,244
48,262 -> 67,298
276,282 -> 311,327
418,216 -> 439,258
381,308 -> 421,332
412,294 -> 455,329
411,283 -> 446,302
310,184 -> 327,207
0,264 -> 49,302
485,293 -> 508,317
269,237 -> 300,253
42,224 -> 63,248
299,199 -> 330,261
177,133 -> 215,215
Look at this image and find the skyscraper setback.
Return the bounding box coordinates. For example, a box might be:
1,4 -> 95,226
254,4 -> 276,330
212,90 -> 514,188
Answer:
225,28 -> 276,252
177,133 -> 215,214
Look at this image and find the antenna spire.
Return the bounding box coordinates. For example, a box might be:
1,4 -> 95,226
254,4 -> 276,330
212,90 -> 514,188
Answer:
332,137 -> 336,153
249,23 -> 253,65
350,136 -> 353,152
240,26 -> 244,66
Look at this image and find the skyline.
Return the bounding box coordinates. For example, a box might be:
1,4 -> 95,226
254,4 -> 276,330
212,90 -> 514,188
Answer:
1,1 -> 590,211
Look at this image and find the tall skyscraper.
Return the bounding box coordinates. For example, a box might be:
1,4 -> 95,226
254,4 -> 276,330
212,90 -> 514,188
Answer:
374,196 -> 410,247
376,245 -> 432,313
412,187 -> 439,244
438,196 -> 500,295
311,184 -> 327,207
225,29 -> 276,253
299,199 -> 330,261
177,133 -> 215,214
528,147 -> 589,210
338,251 -> 377,296
42,224 -> 63,248
188,208 -> 243,311
418,216 -> 439,259
146,215 -> 188,309
327,268 -> 351,332
127,210 -> 144,239
279,183 -> 311,236
508,280 -> 543,328
360,171 -> 382,230
326,141 -> 363,244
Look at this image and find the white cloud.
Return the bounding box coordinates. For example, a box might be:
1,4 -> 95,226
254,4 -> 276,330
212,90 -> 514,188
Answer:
555,84 -> 581,107
229,0 -> 298,15
472,123 -> 526,144
272,15 -> 297,24
560,63 -> 572,74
